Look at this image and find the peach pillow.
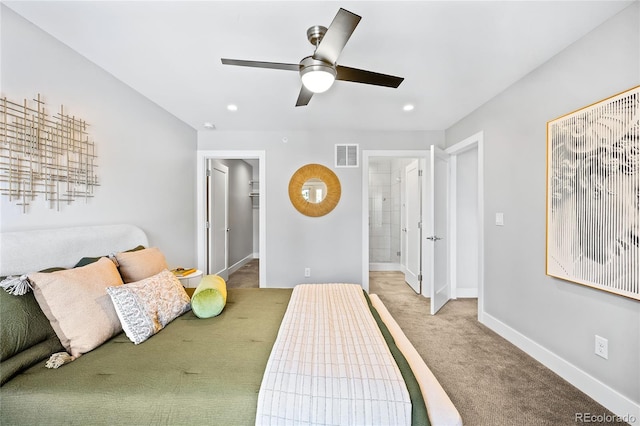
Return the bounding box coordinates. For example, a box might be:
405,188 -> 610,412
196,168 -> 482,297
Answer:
115,247 -> 168,283
28,257 -> 124,358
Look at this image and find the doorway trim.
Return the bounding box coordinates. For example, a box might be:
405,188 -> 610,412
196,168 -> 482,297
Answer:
445,131 -> 484,321
362,150 -> 428,294
196,150 -> 266,287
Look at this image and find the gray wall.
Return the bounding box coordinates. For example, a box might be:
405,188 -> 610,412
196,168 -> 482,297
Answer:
198,130 -> 443,287
1,6 -> 197,268
446,3 -> 639,408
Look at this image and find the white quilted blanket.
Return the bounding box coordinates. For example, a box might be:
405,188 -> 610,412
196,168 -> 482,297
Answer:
256,283 -> 411,426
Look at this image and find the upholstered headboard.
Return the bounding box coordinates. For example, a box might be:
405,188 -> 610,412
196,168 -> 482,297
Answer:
0,224 -> 148,276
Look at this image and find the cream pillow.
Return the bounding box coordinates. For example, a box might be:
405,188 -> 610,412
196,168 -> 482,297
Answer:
28,257 -> 124,358
115,247 -> 168,283
106,269 -> 191,344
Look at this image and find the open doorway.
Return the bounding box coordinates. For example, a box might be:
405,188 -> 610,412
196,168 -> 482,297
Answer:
367,156 -> 424,294
362,150 -> 428,295
196,150 -> 266,288
445,132 -> 484,319
362,141 -> 483,316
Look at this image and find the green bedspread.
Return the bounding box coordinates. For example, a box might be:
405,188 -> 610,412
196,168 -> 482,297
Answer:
1,288 -> 428,426
1,288 -> 291,425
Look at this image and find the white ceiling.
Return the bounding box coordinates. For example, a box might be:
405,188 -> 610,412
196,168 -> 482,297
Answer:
4,1 -> 634,132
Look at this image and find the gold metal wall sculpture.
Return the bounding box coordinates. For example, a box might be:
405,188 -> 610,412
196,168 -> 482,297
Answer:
0,94 -> 98,213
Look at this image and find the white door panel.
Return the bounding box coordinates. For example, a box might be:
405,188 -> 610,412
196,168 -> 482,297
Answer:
428,146 -> 450,314
207,160 -> 229,280
404,160 -> 421,293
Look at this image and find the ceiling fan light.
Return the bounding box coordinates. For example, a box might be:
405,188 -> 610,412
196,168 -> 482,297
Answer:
301,65 -> 336,93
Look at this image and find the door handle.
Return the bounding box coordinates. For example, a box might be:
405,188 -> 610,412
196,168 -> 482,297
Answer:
426,236 -> 443,241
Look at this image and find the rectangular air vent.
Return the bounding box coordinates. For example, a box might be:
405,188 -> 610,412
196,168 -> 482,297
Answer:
335,144 -> 359,168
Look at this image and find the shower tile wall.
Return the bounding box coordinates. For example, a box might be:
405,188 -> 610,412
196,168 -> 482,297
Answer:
369,159 -> 390,262
369,159 -> 403,264
369,158 -> 414,266
390,158 -> 407,265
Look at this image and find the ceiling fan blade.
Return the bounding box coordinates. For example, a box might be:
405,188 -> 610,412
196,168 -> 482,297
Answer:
296,86 -> 314,107
221,58 -> 300,72
313,8 -> 361,64
336,65 -> 404,88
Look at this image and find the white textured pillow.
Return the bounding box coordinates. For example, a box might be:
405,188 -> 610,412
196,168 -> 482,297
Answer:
106,269 -> 191,344
115,247 -> 168,283
28,257 -> 124,358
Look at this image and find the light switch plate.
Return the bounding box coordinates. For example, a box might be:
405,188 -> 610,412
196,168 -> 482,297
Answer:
495,212 -> 504,226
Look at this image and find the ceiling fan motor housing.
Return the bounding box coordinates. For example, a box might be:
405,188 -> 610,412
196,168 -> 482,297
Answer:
306,25 -> 328,47
299,56 -> 336,74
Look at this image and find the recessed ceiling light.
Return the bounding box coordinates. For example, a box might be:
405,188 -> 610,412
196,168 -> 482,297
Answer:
403,104 -> 415,112
203,122 -> 216,129
227,104 -> 238,111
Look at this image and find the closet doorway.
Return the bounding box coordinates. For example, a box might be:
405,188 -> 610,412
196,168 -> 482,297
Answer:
445,132 -> 484,319
196,151 -> 266,287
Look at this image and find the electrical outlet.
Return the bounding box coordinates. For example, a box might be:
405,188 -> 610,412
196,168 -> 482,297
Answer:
304,268 -> 311,277
595,335 -> 608,359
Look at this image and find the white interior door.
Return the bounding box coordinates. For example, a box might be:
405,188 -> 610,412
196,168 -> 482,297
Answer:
404,159 -> 422,293
207,160 -> 229,280
427,146 -> 450,314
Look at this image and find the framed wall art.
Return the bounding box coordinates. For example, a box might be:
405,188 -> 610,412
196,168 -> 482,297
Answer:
546,85 -> 639,300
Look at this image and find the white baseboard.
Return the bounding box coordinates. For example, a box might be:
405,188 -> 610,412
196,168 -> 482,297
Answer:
481,312 -> 640,425
369,262 -> 403,271
228,254 -> 254,275
455,288 -> 478,298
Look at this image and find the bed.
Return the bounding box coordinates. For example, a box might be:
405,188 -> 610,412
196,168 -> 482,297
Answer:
0,224 -> 462,426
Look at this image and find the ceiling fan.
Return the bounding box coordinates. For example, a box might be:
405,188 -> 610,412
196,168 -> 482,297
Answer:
221,8 -> 404,107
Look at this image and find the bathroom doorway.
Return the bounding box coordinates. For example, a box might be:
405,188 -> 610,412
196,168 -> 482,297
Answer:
363,150 -> 428,295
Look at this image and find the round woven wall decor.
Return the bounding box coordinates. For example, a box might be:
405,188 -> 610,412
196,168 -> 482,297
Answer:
288,163 -> 341,217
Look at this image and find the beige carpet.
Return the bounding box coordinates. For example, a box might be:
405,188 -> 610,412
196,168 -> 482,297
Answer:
226,262 -> 621,425
370,271 -> 619,426
227,259 -> 260,288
